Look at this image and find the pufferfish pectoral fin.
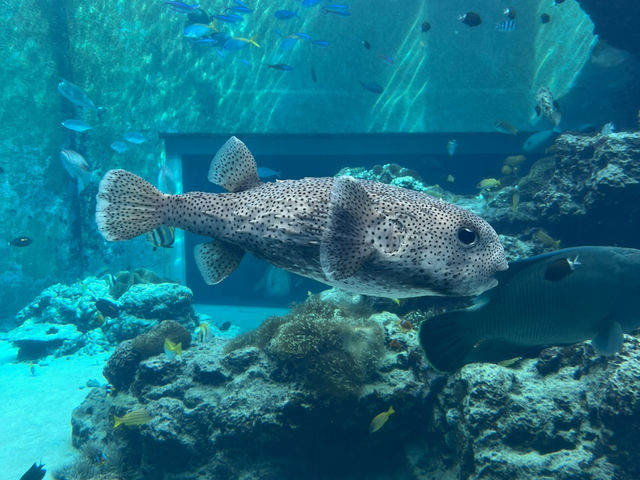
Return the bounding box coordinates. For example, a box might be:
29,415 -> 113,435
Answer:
209,136 -> 262,193
320,176 -> 375,281
194,239 -> 245,284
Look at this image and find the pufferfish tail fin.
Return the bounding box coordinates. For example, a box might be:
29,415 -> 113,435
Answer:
209,136 -> 262,192
96,169 -> 166,241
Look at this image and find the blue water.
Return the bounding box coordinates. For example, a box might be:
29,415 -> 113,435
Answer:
2,0 -> 640,478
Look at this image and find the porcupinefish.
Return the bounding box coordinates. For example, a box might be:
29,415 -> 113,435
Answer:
419,246 -> 640,371
95,136 -> 507,298
535,86 -> 561,126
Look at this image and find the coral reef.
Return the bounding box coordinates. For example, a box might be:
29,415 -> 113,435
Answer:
71,298 -> 435,479
103,320 -> 191,391
69,287 -> 640,480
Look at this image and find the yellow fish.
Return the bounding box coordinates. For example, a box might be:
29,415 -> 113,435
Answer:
476,178 -> 500,190
231,36 -> 260,48
511,189 -> 520,213
113,409 -> 151,428
197,322 -> 211,342
164,337 -> 182,360
369,406 -> 395,433
535,229 -> 561,249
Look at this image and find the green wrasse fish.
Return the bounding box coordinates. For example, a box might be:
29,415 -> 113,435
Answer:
419,246 -> 640,371
96,136 -> 507,298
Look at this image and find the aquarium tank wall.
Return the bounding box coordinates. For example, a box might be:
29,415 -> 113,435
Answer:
3,0 -> 640,479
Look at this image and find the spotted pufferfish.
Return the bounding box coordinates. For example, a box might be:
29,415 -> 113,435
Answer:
96,136 -> 507,298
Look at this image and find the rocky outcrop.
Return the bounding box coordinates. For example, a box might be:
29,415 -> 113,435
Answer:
69,294 -> 640,480
3,320 -> 83,360
413,338 -> 640,480
70,305 -> 437,479
524,132 -> 640,246
576,0 -> 640,58
6,276 -> 197,359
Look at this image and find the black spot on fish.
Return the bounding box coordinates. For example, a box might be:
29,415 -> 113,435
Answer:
95,298 -> 119,318
460,12 -> 482,27
9,236 -> 32,247
544,258 -> 573,282
362,40 -> 371,49
46,326 -> 59,334
554,0 -> 565,4
540,13 -> 551,24
421,22 -> 431,33
219,321 -> 231,331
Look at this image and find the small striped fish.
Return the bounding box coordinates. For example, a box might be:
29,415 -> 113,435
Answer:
496,19 -> 516,32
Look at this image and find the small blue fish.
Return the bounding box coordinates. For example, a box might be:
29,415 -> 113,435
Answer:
359,80 -> 383,94
303,0 -> 322,6
57,80 -> 98,111
110,141 -> 129,153
311,40 -> 329,47
275,9 -> 299,19
446,139 -> 458,156
124,131 -> 146,144
183,23 -> 215,39
61,119 -> 93,132
213,14 -> 243,23
234,0 -> 248,6
268,63 -> 293,70
323,7 -> 351,16
164,1 -> 200,13
226,5 -> 252,14
496,19 -> 516,32
293,32 -> 311,40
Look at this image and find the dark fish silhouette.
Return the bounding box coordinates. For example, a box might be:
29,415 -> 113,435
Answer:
359,81 -> 384,94
20,463 -> 45,480
420,247 -> 640,371
459,12 -> 481,27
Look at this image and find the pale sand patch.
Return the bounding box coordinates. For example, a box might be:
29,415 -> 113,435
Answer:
0,341 -> 110,480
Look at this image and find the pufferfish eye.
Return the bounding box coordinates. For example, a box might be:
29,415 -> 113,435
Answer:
457,227 -> 478,246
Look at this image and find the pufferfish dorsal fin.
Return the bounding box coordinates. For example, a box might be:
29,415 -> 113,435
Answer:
209,136 -> 262,192
320,176 -> 375,281
194,239 -> 245,284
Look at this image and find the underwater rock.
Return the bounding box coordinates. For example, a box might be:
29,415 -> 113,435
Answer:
72,286 -> 640,480
117,283 -> 196,324
408,337 -> 640,480
72,302 -> 439,479
3,320 -> 83,360
14,277 -> 112,333
102,340 -> 141,391
103,320 -> 192,391
130,319 -> 192,359
108,268 -> 170,299
576,0 -> 640,58
528,132 -> 640,246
